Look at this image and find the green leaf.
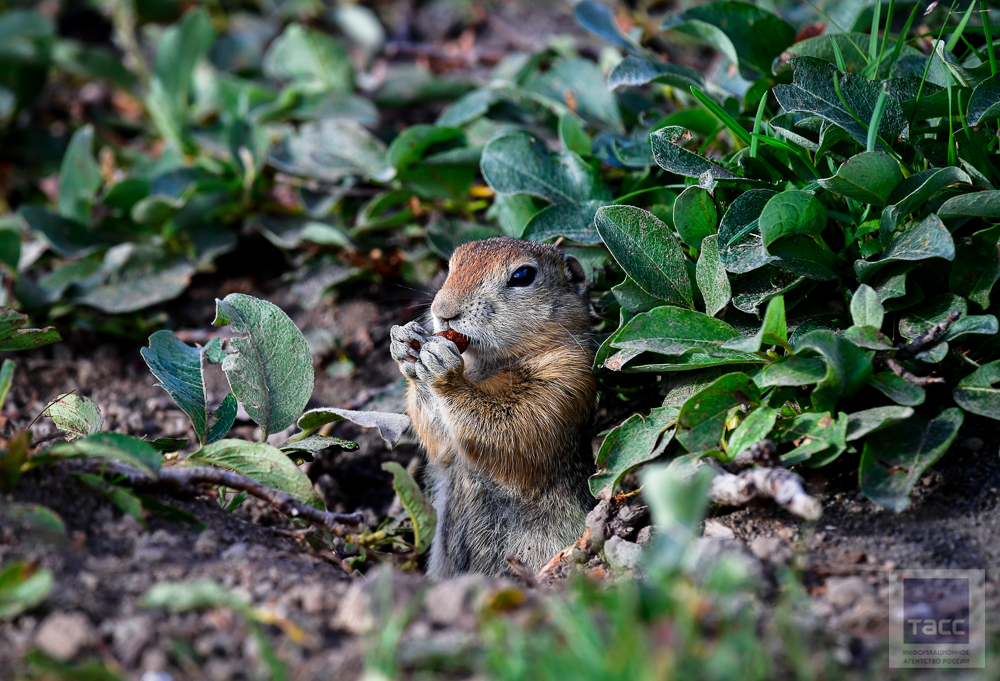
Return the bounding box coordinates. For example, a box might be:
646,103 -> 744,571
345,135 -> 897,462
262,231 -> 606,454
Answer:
252,215 -> 352,250
574,1 -> 643,53
954,360 -> 1000,420
850,284 -> 884,328
844,325 -> 893,350
74,472 -> 144,524
612,277 -> 666,314
726,406 -> 777,461
43,393 -> 103,440
673,186 -> 717,250
280,435 -> 358,454
759,355 -> 828,387
269,120 -> 392,182
213,294 -> 314,440
386,125 -> 465,170
146,8 -> 214,147
937,191 -> 1000,220
0,561 -> 53,621
758,190 -> 827,247
206,393 -> 237,445
730,267 -> 805,314
590,406 -> 678,496
522,200 -> 607,244
559,113 -> 591,156
480,132 -> 610,204
641,463 -> 716,570
142,579 -> 252,614
817,152 -> 903,206
0,503 -> 66,540
898,293 -> 965,340
0,309 -> 61,351
664,1 -> 795,80
795,330 -> 873,412
676,372 -> 761,452
72,244 -> 196,315
527,58 -> 623,131
263,24 -> 353,94
650,126 -> 738,180
595,205 -> 694,308
859,408 -> 963,512
189,439 -> 322,507
296,408 -> 411,449
944,314 -> 999,342
608,57 -> 704,91
856,214 -> 955,281
20,206 -> 107,257
778,411 -> 848,466
611,306 -> 757,360
50,432 -> 161,477
870,372 -> 925,406
0,360 -> 13,414
718,189 -> 777,274
779,32 -> 923,76
773,57 -> 908,150
846,406 -> 914,441
381,462 -> 437,554
57,124 -> 101,226
968,73 -> 1000,124
141,331 -> 236,447
950,225 -> 1000,309
722,295 -> 789,352
695,234 -> 730,317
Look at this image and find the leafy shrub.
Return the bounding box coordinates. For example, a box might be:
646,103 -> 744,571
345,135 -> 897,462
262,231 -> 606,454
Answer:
471,0 -> 1000,513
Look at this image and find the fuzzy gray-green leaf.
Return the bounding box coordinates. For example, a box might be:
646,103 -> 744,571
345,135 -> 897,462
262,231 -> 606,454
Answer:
596,205 -> 693,307
213,294 -> 314,440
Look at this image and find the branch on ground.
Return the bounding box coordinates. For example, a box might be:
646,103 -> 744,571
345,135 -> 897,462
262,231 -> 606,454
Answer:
69,459 -> 362,532
708,462 -> 822,520
873,310 -> 960,385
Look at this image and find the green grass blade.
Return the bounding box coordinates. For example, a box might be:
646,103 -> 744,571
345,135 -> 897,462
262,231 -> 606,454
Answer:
945,0 -> 977,53
915,1 -> 959,111
875,0 -> 896,75
830,36 -> 848,71
803,0 -> 869,62
750,95 -> 768,158
868,0 -> 883,68
947,76 -> 957,167
690,86 -> 752,147
868,89 -> 889,153
886,2 -> 922,75
981,0 -> 997,76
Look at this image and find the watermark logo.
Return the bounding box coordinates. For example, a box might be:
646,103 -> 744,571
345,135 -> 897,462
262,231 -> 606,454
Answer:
903,578 -> 970,644
890,569 -> 985,668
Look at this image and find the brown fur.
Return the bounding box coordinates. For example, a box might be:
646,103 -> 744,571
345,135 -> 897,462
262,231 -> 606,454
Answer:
390,237 -> 597,577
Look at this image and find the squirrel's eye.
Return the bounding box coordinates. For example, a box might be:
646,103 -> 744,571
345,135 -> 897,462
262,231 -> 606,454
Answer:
507,266 -> 537,287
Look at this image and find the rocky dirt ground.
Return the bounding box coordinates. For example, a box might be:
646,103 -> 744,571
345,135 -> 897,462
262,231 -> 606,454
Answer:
2,257 -> 999,679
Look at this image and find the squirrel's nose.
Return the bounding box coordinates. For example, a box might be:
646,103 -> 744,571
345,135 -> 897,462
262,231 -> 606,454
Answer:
431,298 -> 460,321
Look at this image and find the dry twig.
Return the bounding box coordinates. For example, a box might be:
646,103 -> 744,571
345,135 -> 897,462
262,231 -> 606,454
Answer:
708,464 -> 821,520
71,459 -> 362,531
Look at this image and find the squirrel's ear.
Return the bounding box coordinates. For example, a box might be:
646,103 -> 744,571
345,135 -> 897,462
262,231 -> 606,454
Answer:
564,254 -> 586,284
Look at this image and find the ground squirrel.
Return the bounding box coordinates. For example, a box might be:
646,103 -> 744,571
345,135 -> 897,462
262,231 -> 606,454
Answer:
390,237 -> 597,577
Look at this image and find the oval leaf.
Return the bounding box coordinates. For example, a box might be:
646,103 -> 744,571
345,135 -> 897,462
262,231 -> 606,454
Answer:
213,294 -> 314,440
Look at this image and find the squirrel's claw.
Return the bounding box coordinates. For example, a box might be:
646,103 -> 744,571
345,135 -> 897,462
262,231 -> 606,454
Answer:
390,322 -> 427,377
416,335 -> 464,381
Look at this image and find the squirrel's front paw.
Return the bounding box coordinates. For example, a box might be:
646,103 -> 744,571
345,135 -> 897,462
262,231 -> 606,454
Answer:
390,321 -> 429,378
416,335 -> 464,382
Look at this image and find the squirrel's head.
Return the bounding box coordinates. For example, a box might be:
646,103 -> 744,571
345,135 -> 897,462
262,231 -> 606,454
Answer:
430,237 -> 591,361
